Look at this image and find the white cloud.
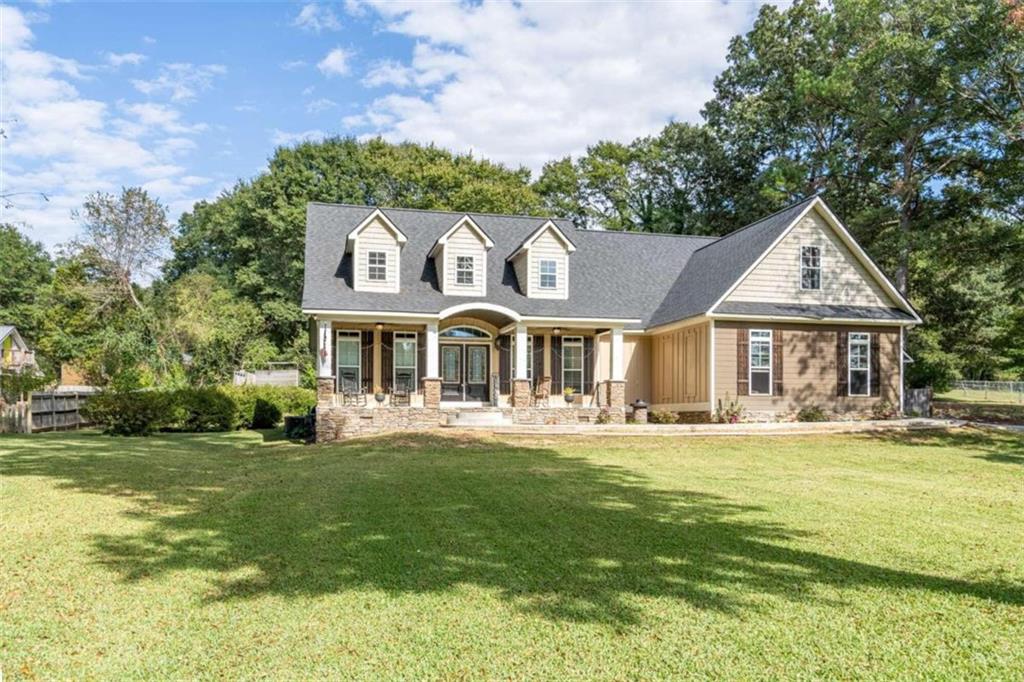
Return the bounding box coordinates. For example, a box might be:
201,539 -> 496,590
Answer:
271,129 -> 328,146
301,85 -> 315,96
306,97 -> 337,114
142,35 -> 157,44
282,59 -> 307,71
292,3 -> 341,32
234,102 -> 259,112
106,51 -> 145,67
0,6 -> 214,251
131,62 -> 226,102
362,59 -> 415,88
354,0 -> 764,172
317,47 -> 353,77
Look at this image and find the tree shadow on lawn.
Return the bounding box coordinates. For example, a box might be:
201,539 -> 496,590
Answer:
861,427 -> 1024,466
2,431 -> 1022,627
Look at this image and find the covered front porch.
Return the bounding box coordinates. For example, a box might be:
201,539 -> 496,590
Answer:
311,304 -> 631,414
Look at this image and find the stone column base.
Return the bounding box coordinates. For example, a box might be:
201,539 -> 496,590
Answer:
632,404 -> 649,424
421,377 -> 441,409
511,378 -> 532,407
316,377 -> 335,406
605,380 -> 626,409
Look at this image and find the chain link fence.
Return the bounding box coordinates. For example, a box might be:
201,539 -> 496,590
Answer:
949,380 -> 1024,403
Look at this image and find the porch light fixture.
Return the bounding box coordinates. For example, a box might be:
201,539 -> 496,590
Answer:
375,323 -> 384,331
552,327 -> 561,335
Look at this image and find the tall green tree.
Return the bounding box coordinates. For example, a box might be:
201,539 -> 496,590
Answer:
0,225 -> 53,344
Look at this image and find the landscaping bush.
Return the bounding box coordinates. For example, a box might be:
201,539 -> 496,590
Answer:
172,388 -> 237,432
82,390 -> 175,436
871,401 -> 898,420
649,410 -> 678,424
251,398 -> 283,429
221,385 -> 316,429
796,406 -> 828,422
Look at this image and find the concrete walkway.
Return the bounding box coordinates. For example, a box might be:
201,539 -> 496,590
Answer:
476,417 -> 966,438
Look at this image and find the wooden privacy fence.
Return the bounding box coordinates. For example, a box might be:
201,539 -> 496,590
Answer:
0,391 -> 93,433
233,365 -> 300,387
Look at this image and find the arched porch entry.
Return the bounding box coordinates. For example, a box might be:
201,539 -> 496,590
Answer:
435,305 -> 519,405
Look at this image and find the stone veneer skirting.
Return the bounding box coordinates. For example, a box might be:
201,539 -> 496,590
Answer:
315,405 -> 626,443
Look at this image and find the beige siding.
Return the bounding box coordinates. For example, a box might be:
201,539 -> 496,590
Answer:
353,219 -> 400,293
441,225 -> 487,297
528,229 -> 569,299
726,207 -> 896,307
595,335 -> 651,406
714,321 -> 900,415
650,322 -> 709,407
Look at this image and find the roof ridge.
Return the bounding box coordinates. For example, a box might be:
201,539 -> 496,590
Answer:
690,194 -> 820,255
575,229 -> 719,241
308,201 -> 567,222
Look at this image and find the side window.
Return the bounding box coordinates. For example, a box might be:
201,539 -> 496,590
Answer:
394,332 -> 417,392
336,331 -> 361,393
800,245 -> 821,290
539,259 -> 557,289
562,336 -> 584,393
368,251 -> 387,281
749,329 -> 772,395
848,332 -> 870,396
456,255 -> 475,285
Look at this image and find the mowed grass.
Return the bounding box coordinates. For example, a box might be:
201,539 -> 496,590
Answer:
2,428 -> 1022,679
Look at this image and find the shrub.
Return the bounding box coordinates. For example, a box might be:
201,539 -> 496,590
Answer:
871,401 -> 898,420
714,398 -> 743,424
595,409 -> 613,424
83,390 -> 175,436
222,385 -> 316,429
796,406 -> 828,422
284,413 -> 313,441
172,388 -> 237,432
649,410 -> 678,424
251,398 -> 283,429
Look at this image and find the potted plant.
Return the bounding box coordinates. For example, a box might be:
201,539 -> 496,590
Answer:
374,386 -> 386,404
563,387 -> 576,404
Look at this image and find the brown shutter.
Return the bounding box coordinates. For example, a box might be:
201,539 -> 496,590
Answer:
532,335 -> 545,388
417,331 -> 426,388
361,331 -> 374,392
772,329 -> 784,397
836,331 -> 848,397
380,331 -> 393,391
737,329 -> 749,396
497,334 -> 511,394
550,336 -> 563,394
870,332 -> 881,397
583,336 -> 595,395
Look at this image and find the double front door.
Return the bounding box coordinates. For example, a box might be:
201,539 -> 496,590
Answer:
440,343 -> 489,401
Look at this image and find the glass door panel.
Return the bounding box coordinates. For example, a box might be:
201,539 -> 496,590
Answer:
466,345 -> 489,401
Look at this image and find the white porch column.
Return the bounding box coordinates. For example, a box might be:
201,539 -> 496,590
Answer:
514,323 -> 528,380
426,322 -> 439,377
317,319 -> 333,378
610,327 -> 625,381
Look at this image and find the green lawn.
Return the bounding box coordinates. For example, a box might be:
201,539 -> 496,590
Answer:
936,387 -> 1024,405
2,428 -> 1022,679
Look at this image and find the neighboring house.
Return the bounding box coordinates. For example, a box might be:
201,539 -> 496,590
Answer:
303,195 -> 919,441
0,326 -> 36,373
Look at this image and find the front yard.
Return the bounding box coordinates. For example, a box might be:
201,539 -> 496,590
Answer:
2,428 -> 1022,678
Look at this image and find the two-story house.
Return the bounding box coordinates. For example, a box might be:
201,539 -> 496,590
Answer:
302,195 -> 919,441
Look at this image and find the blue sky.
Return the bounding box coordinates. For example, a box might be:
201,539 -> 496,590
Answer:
1,1 -> 767,251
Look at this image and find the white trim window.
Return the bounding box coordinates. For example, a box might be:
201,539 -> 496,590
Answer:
562,335 -> 584,393
539,259 -> 557,289
848,332 -> 870,396
749,329 -> 772,396
393,332 -> 417,392
800,245 -> 821,290
367,251 -> 387,281
336,330 -> 361,393
456,255 -> 475,285
512,334 -> 534,381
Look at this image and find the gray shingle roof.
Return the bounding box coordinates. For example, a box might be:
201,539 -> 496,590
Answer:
302,195 -> 909,329
714,302 -> 915,322
302,203 -> 715,327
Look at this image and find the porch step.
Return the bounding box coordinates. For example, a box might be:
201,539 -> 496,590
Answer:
444,409 -> 512,427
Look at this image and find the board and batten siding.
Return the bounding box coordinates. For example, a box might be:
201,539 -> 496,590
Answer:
441,224 -> 488,297
595,334 -> 651,406
527,229 -> 569,299
725,207 -> 896,308
353,218 -> 400,293
713,321 -> 900,414
650,322 -> 709,409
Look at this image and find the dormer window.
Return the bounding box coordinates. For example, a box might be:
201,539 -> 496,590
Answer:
800,245 -> 821,290
368,251 -> 387,281
456,256 -> 475,285
539,259 -> 557,289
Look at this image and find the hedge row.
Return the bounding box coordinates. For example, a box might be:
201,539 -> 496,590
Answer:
83,385 -> 316,436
